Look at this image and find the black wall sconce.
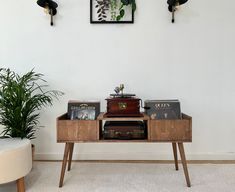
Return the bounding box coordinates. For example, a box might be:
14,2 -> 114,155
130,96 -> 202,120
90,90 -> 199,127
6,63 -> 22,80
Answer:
37,0 -> 58,26
167,0 -> 188,23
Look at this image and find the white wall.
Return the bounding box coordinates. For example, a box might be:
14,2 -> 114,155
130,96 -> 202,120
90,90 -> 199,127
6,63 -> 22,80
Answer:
1,0 -> 235,160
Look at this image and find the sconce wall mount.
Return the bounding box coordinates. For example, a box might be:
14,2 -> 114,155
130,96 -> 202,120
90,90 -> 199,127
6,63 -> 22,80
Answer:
167,0 -> 188,23
37,0 -> 58,26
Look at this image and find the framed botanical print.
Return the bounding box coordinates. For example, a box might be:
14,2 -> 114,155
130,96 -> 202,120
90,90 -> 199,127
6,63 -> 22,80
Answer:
90,0 -> 135,24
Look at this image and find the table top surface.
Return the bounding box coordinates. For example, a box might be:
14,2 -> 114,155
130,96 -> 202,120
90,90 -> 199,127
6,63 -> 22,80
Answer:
0,138 -> 31,153
97,112 -> 150,121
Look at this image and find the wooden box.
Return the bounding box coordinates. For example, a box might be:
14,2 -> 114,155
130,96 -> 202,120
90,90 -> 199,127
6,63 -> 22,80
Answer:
149,113 -> 192,142
105,97 -> 142,117
57,114 -> 99,142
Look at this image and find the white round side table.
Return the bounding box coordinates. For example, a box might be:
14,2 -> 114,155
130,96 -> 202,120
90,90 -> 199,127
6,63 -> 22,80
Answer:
0,138 -> 32,192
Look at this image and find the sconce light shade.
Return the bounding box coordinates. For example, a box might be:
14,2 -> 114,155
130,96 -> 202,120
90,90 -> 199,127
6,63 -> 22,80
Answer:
37,0 -> 58,9
167,0 -> 188,12
37,0 -> 58,25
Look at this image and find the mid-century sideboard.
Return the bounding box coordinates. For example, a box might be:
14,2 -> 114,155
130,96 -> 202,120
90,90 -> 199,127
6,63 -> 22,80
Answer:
57,112 -> 192,188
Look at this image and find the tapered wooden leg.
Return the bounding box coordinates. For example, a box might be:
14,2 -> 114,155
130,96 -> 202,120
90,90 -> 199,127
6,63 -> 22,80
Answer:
178,142 -> 191,187
17,177 -> 25,192
59,143 -> 70,187
172,142 -> 178,170
68,143 -> 74,171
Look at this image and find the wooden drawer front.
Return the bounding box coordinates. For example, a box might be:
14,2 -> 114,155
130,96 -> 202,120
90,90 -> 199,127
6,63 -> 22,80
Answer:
57,120 -> 98,142
150,119 -> 192,142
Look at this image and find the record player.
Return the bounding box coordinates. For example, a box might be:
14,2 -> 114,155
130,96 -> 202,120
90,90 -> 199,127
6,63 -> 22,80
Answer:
104,84 -> 143,117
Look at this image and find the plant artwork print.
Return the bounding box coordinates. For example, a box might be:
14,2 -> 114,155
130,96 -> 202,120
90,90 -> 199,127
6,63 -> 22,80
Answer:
90,0 -> 135,23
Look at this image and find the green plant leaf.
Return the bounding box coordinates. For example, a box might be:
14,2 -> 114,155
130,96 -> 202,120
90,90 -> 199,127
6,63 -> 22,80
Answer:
121,0 -> 129,6
132,3 -> 136,11
120,9 -> 125,17
116,15 -> 121,21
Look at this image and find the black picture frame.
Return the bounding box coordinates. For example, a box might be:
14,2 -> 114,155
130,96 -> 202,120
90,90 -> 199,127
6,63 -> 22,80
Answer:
90,0 -> 134,24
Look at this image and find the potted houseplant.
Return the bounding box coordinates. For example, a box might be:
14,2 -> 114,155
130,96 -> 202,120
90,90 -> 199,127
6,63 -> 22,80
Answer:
0,68 -> 63,159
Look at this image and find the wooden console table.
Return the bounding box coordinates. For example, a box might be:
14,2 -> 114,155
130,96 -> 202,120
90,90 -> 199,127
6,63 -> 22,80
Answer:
57,113 -> 192,188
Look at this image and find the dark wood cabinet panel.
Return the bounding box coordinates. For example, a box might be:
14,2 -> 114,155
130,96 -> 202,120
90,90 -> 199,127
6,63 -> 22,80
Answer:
150,114 -> 192,142
57,114 -> 99,142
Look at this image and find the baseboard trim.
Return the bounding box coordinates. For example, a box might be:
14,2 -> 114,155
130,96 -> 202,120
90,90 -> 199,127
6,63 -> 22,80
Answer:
34,159 -> 235,164
34,152 -> 235,161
